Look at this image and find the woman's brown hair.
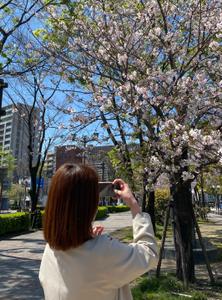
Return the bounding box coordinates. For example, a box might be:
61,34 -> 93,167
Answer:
44,163 -> 99,251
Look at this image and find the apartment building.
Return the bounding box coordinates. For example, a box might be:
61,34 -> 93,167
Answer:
0,103 -> 40,179
44,152 -> 56,178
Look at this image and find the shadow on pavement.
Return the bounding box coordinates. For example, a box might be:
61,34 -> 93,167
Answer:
1,238 -> 45,245
0,253 -> 44,300
0,232 -> 45,300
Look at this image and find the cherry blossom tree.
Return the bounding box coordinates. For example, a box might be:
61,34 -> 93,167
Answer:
39,0 -> 222,283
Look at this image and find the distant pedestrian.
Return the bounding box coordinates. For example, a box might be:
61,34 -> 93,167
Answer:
39,163 -> 158,300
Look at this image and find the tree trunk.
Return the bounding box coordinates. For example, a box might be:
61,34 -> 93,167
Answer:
156,202 -> 170,277
142,188 -> 146,212
29,172 -> 38,228
141,181 -> 156,234
200,171 -> 205,208
191,205 -> 215,284
146,190 -> 156,234
171,181 -> 195,283
194,186 -> 200,206
0,181 -> 3,210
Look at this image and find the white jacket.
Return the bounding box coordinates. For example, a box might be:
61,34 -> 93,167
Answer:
39,213 -> 158,300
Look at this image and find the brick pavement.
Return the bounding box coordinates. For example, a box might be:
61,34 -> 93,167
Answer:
0,211 -> 132,300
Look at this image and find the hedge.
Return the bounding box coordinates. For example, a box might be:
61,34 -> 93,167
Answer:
0,205 -> 116,235
95,206 -> 108,220
35,206 -> 108,229
0,213 -> 30,236
107,205 -> 130,213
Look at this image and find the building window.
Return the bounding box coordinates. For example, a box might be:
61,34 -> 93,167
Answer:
1,116 -> 12,122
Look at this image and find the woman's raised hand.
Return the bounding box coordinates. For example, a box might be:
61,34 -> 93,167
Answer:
112,179 -> 141,217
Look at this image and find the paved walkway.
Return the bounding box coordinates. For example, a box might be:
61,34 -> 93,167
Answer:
0,211 -> 132,300
0,211 -> 221,299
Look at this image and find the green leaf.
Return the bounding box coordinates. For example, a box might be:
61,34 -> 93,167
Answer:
32,28 -> 46,38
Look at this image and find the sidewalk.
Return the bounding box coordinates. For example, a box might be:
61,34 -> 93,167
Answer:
0,211 -> 221,299
0,211 -> 132,300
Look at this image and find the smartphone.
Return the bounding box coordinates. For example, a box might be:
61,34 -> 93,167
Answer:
98,182 -> 120,198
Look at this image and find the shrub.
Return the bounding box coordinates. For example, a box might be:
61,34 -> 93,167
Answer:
107,205 -> 130,213
95,206 -> 108,220
159,276 -> 184,293
0,212 -> 30,236
194,205 -> 210,221
32,206 -> 109,229
36,204 -> 45,211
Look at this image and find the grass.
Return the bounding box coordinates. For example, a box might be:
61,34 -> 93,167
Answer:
111,218 -> 222,299
131,274 -> 220,300
111,219 -> 222,258
111,223 -> 171,243
111,226 -> 133,242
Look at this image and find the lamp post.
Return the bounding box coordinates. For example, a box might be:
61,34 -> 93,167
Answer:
80,134 -> 99,164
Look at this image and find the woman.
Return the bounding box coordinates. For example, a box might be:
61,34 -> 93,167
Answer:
39,163 -> 158,300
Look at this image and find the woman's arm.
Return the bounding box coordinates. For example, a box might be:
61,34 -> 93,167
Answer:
99,179 -> 158,288
101,212 -> 158,289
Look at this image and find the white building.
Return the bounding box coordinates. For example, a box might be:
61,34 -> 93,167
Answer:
0,103 -> 40,179
45,152 -> 55,178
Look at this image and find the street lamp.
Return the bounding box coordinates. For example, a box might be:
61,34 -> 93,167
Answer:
0,79 -> 7,116
80,134 -> 99,164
